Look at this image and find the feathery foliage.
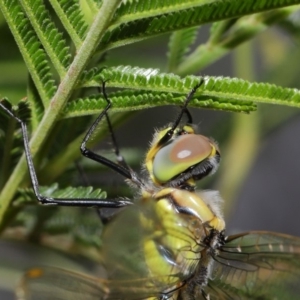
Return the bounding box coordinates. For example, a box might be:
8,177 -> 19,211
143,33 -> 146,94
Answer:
1,0 -> 300,290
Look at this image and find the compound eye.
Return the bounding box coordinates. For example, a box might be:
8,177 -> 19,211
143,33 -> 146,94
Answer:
152,134 -> 214,183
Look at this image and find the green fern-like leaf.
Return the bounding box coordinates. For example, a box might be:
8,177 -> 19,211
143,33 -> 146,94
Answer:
114,0 -> 300,24
15,183 -> 106,205
0,0 -> 57,106
101,0 -> 300,52
49,0 -> 89,48
63,89 -> 256,118
27,75 -> 45,129
20,0 -> 71,77
167,26 -> 199,72
204,76 -> 300,107
80,65 -> 300,109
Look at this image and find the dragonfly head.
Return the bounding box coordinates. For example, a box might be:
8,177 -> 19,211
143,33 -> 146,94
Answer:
145,124 -> 220,188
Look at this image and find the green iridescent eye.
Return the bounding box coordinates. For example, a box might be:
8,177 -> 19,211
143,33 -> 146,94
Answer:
152,134 -> 214,183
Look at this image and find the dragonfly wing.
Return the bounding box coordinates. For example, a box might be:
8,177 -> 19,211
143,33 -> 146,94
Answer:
17,267 -> 107,300
101,201 -> 201,282
205,231 -> 300,299
18,201 -> 202,299
17,266 -> 185,300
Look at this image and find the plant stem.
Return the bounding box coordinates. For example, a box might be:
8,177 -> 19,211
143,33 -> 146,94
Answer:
177,7 -> 296,76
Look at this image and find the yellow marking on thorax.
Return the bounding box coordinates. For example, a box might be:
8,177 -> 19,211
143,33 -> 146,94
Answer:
142,197 -> 201,282
155,188 -> 225,232
142,187 -> 225,284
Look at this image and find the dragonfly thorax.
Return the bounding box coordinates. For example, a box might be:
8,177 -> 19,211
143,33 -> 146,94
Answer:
139,187 -> 225,298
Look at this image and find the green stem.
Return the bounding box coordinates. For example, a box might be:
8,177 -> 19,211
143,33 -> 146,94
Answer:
177,7 -> 297,76
167,30 -> 183,73
0,0 -> 122,225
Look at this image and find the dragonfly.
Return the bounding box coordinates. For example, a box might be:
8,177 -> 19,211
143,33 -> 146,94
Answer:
1,80 -> 300,300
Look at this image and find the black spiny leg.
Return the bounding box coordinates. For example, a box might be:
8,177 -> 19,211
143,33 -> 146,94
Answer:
0,99 -> 131,208
100,83 -> 134,174
80,81 -> 143,188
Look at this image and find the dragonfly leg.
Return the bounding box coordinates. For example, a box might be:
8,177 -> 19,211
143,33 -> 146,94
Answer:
80,81 -> 143,188
0,100 -> 131,208
100,83 -> 130,171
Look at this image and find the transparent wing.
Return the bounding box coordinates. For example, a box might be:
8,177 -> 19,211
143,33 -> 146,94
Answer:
100,201 -> 201,290
17,267 -> 106,300
205,231 -> 300,299
17,267 -> 179,300
18,200 -> 204,299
